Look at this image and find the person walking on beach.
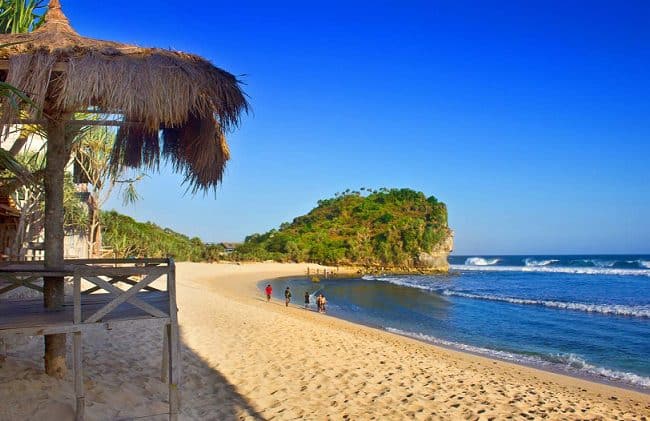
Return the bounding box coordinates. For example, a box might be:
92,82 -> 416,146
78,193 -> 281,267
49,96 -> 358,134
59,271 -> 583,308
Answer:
284,287 -> 292,307
265,284 -> 272,302
320,294 -> 327,313
304,291 -> 310,308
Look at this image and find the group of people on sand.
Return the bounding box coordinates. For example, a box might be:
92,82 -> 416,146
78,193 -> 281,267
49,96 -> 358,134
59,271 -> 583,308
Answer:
264,284 -> 327,313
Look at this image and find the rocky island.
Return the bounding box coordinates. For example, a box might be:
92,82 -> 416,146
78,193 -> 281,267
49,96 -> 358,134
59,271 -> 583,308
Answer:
234,188 -> 454,273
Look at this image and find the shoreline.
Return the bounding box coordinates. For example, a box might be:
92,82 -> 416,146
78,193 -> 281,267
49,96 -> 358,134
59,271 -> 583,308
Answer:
1,262 -> 648,419
260,274 -> 650,395
201,263 -> 649,405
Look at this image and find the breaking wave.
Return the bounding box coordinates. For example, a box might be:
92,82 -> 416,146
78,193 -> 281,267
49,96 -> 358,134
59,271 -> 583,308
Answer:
451,264 -> 650,277
524,258 -> 559,266
464,257 -> 500,266
385,328 -> 650,390
441,291 -> 650,318
364,275 -> 650,318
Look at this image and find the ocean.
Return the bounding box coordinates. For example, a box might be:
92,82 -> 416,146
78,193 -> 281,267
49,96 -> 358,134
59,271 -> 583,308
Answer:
264,255 -> 650,391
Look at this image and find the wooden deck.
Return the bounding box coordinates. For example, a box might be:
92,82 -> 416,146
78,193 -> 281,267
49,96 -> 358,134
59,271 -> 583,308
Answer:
0,258 -> 180,420
0,291 -> 170,335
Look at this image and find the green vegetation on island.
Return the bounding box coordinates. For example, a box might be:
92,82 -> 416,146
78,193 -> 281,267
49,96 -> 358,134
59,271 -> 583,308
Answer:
232,188 -> 452,269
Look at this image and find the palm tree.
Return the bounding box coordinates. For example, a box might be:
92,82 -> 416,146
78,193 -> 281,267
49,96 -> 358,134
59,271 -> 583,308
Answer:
73,125 -> 143,257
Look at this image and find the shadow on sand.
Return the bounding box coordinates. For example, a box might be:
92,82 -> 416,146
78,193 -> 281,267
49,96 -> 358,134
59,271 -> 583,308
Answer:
0,325 -> 266,421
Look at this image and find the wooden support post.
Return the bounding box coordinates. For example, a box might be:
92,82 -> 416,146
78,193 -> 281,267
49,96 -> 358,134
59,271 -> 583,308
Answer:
167,259 -> 180,420
73,331 -> 84,421
72,273 -> 84,420
167,323 -> 179,421
43,116 -> 70,379
74,273 -> 81,325
161,323 -> 169,383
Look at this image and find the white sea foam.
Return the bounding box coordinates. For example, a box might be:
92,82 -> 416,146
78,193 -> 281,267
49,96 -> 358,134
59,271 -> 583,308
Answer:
363,275 -> 438,291
524,258 -> 559,267
451,264 -> 650,277
639,260 -> 650,269
385,327 -> 650,389
441,290 -> 650,318
464,257 -> 500,266
364,274 -> 650,318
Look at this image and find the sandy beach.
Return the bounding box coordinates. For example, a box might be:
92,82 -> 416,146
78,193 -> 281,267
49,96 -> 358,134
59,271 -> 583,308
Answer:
1,262 -> 649,420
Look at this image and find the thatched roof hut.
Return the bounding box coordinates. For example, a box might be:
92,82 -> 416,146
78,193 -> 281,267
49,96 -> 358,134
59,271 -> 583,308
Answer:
0,0 -> 248,190
0,0 -> 248,379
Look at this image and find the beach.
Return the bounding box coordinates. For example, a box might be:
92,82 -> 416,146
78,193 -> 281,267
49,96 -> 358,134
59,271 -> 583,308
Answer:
1,262 -> 649,420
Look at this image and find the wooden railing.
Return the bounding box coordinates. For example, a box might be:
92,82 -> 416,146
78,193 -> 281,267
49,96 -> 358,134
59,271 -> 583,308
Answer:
0,258 -> 180,421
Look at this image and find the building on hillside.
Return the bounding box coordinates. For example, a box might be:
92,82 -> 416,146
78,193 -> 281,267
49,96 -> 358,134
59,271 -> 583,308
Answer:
219,242 -> 240,254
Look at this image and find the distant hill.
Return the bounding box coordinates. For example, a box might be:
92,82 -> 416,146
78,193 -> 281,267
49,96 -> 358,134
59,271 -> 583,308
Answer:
234,188 -> 453,271
101,211 -> 223,261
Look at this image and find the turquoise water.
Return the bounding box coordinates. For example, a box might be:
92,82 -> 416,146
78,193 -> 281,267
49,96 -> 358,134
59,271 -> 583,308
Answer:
265,255 -> 650,391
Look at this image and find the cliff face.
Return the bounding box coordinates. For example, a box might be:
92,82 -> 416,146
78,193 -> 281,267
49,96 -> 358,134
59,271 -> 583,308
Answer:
416,229 -> 454,272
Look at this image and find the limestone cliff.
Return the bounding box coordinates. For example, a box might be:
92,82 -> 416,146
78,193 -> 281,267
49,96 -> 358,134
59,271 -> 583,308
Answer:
416,229 -> 454,272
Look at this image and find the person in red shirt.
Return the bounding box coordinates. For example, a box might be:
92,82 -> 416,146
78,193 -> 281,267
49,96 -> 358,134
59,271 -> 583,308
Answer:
265,284 -> 272,302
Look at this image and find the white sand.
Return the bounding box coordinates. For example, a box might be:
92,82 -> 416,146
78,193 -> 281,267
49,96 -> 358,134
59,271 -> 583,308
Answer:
1,262 -> 648,420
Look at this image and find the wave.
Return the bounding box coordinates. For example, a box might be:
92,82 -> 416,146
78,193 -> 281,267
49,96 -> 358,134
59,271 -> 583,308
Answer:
441,290 -> 650,318
524,258 -> 559,267
464,257 -> 500,266
385,327 -> 650,389
555,258 -> 650,270
363,274 -> 440,291
364,275 -> 650,318
452,257 -> 650,270
451,264 -> 650,277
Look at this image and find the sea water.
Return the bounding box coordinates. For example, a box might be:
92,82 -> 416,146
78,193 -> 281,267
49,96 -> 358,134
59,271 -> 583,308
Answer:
265,255 -> 650,391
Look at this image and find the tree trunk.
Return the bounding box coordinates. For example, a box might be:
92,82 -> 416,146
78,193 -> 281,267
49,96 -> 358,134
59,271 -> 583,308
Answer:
9,128 -> 30,156
43,117 -> 68,378
88,197 -> 100,257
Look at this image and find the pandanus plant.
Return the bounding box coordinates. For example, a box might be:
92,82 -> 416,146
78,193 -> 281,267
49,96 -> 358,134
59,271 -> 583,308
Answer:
0,0 -> 45,34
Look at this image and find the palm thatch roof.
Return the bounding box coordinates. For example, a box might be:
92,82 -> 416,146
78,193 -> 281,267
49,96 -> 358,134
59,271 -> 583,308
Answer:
0,0 -> 248,191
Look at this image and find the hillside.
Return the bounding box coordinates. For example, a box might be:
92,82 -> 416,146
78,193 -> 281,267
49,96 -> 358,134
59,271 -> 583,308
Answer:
101,211 -> 223,261
234,188 -> 453,271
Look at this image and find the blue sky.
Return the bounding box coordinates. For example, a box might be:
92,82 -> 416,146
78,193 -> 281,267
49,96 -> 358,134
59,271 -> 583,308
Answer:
67,1 -> 649,255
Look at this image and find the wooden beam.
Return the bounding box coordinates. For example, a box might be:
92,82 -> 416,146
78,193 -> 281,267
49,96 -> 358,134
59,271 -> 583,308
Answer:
84,272 -> 161,323
0,283 -> 21,296
0,275 -> 43,295
82,275 -> 167,319
76,266 -> 167,278
0,324 -> 82,337
113,276 -> 162,293
68,258 -> 169,265
0,317 -> 171,337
